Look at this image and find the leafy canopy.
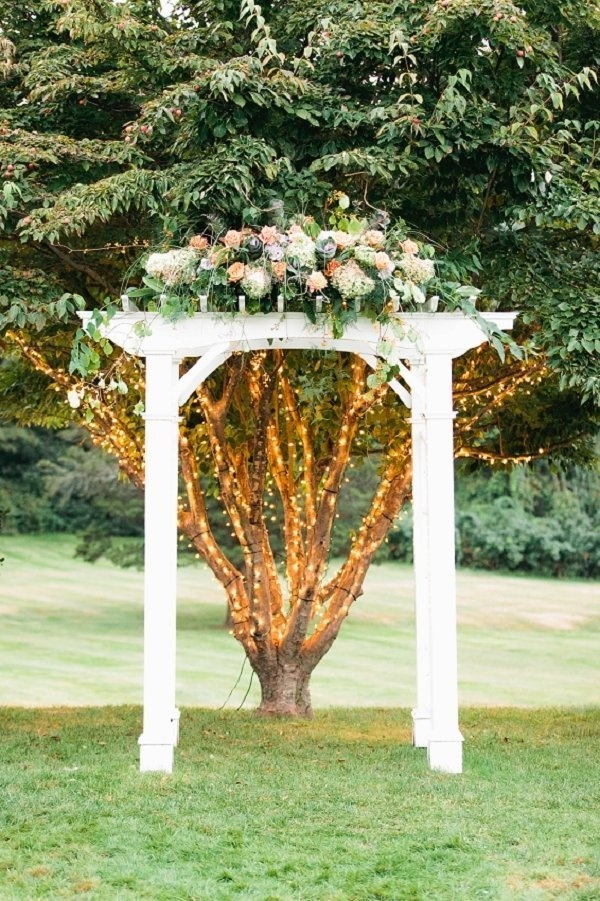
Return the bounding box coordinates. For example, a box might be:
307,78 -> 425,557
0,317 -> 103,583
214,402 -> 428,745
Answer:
0,0 -> 598,409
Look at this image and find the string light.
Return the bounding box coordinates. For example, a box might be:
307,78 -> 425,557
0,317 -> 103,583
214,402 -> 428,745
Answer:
9,330 -> 558,674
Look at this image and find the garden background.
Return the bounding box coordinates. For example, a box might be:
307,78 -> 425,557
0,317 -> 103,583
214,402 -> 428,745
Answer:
1,0 -> 599,895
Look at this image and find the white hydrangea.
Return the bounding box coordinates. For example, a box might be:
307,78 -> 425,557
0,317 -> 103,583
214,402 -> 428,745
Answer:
395,254 -> 435,285
145,249 -> 199,286
354,245 -> 378,267
285,233 -> 316,270
240,266 -> 272,300
331,260 -> 375,300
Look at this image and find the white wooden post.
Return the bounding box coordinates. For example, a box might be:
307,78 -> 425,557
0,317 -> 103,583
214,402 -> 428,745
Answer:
409,361 -> 431,748
421,352 -> 463,773
139,352 -> 180,773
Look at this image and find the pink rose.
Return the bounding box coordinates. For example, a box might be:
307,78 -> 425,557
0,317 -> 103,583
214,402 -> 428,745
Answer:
260,226 -> 279,245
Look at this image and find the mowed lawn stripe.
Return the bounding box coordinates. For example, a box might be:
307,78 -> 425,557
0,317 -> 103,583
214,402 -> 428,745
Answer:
0,533 -> 598,707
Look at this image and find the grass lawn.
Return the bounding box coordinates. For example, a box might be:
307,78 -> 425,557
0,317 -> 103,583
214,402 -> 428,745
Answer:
0,534 -> 598,708
1,537 -> 599,898
0,706 -> 599,899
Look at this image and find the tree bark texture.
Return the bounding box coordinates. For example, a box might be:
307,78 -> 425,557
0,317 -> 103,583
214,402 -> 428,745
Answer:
178,352 -> 413,716
255,660 -> 313,717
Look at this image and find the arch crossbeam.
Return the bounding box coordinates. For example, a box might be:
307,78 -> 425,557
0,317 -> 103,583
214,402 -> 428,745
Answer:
82,310 -> 516,776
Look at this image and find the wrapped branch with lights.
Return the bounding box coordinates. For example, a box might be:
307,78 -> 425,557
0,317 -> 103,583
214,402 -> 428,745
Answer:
176,349 -> 414,715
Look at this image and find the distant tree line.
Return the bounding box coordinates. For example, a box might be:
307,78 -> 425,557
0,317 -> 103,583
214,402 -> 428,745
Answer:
2,424 -> 598,579
0,425 -> 143,558
389,458 -> 600,579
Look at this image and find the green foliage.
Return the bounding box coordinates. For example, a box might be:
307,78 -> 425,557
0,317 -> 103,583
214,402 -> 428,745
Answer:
455,460 -> 600,576
456,498 -> 600,577
0,424 -> 143,536
388,458 -> 600,578
0,426 -> 65,532
0,0 -> 598,398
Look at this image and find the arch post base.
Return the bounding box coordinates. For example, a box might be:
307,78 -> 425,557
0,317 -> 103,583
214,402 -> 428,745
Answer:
427,736 -> 464,774
139,739 -> 174,774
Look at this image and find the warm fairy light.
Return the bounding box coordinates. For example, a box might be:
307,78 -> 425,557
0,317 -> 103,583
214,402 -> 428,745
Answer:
11,327 -> 551,672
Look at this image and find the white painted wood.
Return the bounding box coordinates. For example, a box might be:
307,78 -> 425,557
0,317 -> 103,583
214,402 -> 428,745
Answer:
395,360 -> 415,392
409,361 -> 431,748
140,743 -> 174,774
77,309 -> 516,775
177,343 -> 232,406
358,353 -> 412,408
387,377 -> 412,408
138,352 -> 180,774
421,353 -> 464,774
82,311 -> 516,362
172,706 -> 181,746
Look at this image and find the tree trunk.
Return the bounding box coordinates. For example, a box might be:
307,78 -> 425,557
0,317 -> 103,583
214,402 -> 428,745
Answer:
255,661 -> 313,717
223,603 -> 234,629
182,355 -> 412,719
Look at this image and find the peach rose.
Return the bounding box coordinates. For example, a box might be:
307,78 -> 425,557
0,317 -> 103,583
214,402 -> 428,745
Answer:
362,229 -> 386,248
332,230 -> 356,250
227,262 -> 246,282
222,229 -> 243,248
400,239 -> 420,255
374,251 -> 393,271
306,270 -> 328,293
260,225 -> 279,245
189,235 -> 209,250
271,261 -> 287,281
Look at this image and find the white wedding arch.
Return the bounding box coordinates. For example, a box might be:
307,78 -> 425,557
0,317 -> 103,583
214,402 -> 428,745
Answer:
83,309 -> 516,775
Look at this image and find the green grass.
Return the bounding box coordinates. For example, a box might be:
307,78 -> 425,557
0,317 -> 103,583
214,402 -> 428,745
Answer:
1,537 -> 599,898
0,707 -> 599,899
0,534 -> 598,708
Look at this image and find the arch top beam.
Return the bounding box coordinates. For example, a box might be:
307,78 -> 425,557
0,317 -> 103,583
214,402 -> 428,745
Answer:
81,311 -> 517,365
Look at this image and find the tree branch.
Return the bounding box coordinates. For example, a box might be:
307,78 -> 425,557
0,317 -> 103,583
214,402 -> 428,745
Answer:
179,435 -> 252,646
304,457 -> 412,666
38,240 -> 115,292
280,357 -> 372,660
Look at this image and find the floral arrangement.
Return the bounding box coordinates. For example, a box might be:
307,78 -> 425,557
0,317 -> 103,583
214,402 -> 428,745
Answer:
123,200 -> 476,337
